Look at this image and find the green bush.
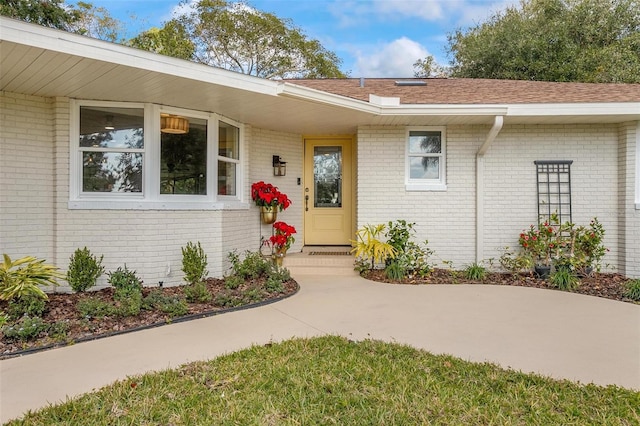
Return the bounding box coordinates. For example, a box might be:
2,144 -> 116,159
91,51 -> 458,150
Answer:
114,290 -> 142,317
384,261 -> 405,281
182,242 -> 208,285
623,279 -> 640,301
214,290 -> 243,308
267,264 -> 291,281
142,290 -> 189,317
224,274 -> 244,290
183,281 -> 212,303
464,263 -> 487,280
227,251 -> 270,279
2,315 -> 48,341
77,297 -> 115,319
108,266 -> 143,294
0,254 -> 62,301
0,311 -> 8,328
264,276 -> 283,293
66,247 -> 104,293
242,287 -> 264,304
7,294 -> 47,319
550,267 -> 579,291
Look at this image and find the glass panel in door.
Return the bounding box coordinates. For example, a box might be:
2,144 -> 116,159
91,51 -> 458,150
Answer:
314,146 -> 342,208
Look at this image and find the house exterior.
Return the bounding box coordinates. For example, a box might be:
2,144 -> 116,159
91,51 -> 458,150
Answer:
1,17 -> 639,290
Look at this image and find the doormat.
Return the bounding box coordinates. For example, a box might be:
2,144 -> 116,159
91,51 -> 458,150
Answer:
308,251 -> 351,256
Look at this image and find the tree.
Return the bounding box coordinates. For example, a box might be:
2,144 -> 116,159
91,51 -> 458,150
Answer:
69,1 -> 123,42
446,0 -> 640,83
129,20 -> 195,61
413,55 -> 450,78
0,0 -> 81,29
1,1 -> 124,42
167,0 -> 345,79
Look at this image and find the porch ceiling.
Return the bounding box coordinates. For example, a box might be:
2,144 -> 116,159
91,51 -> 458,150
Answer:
1,18 -> 638,133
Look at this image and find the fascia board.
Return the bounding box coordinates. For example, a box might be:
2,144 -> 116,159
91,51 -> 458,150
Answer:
508,103 -> 640,117
0,17 -> 280,96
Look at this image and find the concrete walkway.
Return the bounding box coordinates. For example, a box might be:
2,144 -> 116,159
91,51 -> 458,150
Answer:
1,274 -> 639,422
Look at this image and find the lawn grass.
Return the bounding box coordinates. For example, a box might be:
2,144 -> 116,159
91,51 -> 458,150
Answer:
9,336 -> 639,425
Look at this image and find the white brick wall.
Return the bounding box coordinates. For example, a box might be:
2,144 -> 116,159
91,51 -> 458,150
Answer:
357,123 -> 629,273
0,92 -> 55,262
2,90 -> 638,283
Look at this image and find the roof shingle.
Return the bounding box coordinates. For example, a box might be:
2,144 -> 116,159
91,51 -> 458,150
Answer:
285,78 -> 640,104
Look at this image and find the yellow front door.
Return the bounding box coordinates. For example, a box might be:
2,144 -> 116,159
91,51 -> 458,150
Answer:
304,137 -> 353,245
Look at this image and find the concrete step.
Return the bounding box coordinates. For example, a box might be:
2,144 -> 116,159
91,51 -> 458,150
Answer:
283,246 -> 358,276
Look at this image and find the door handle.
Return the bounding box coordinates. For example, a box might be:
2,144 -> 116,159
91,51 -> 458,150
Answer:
305,194 -> 309,211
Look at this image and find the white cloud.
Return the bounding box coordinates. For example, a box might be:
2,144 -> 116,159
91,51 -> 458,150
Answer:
354,37 -> 429,77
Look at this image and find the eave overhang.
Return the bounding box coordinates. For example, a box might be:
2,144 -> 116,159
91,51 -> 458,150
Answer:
2,17 -> 639,135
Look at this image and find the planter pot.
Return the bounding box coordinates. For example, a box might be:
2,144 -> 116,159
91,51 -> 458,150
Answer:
534,265 -> 551,279
272,252 -> 285,266
260,206 -> 278,224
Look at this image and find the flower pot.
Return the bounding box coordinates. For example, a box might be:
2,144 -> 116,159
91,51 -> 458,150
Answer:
534,265 -> 551,279
272,252 -> 285,266
260,206 -> 277,224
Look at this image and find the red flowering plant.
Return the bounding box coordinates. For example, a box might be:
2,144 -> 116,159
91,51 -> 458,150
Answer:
251,181 -> 291,211
268,221 -> 297,254
519,219 -> 558,267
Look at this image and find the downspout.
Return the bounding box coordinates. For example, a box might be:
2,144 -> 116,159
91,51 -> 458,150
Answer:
476,115 -> 504,262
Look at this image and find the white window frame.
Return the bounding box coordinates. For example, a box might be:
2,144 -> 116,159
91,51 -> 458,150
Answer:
69,100 -> 246,210
405,126 -> 447,191
217,118 -> 243,201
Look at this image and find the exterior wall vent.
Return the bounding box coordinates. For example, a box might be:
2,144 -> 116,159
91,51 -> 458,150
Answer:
395,80 -> 426,86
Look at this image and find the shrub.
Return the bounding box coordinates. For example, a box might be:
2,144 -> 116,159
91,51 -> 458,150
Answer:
108,266 -> 143,294
0,254 -> 62,301
183,281 -> 212,303
242,287 -> 264,304
264,276 -> 283,293
143,290 -> 189,317
351,224 -> 396,270
77,297 -> 115,319
108,266 -> 143,317
266,264 -> 291,282
7,294 -> 47,319
182,242 -> 208,285
384,261 -> 405,281
2,315 -> 48,341
66,247 -> 105,293
214,290 -> 243,308
224,274 -> 244,290
227,250 -> 270,279
550,267 -> 579,291
114,290 -> 142,317
0,311 -> 9,328
464,263 -> 487,280
499,247 -> 534,274
623,279 -> 640,301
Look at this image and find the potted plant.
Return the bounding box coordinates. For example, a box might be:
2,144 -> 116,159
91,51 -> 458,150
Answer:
251,181 -> 292,224
268,221 -> 296,265
519,220 -> 558,278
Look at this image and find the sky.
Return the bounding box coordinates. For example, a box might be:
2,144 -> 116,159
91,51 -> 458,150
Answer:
70,0 -> 517,77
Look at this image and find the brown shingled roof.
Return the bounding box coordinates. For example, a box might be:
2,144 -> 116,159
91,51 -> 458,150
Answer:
284,78 -> 640,104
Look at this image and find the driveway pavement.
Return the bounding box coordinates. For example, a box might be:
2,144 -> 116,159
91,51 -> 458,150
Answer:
1,274 -> 639,422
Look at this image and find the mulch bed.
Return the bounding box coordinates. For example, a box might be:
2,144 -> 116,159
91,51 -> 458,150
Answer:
0,277 -> 298,359
363,269 -> 637,303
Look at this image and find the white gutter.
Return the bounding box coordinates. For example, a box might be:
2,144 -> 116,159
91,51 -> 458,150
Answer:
476,115 -> 504,263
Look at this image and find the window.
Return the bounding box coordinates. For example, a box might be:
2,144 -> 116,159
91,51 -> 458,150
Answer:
160,115 -> 207,195
218,121 -> 239,196
71,101 -> 243,209
406,127 -> 446,191
79,106 -> 144,194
